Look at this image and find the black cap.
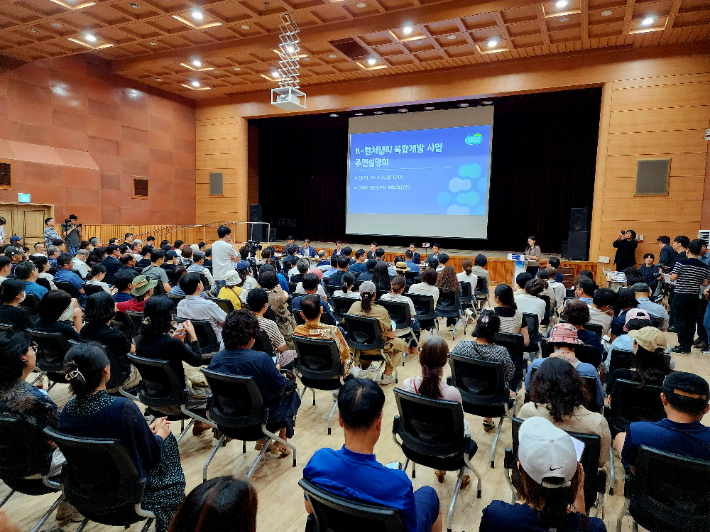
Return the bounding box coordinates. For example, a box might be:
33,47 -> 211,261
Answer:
663,372 -> 710,411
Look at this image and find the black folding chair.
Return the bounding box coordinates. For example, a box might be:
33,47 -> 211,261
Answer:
408,293 -> 437,335
436,290 -> 466,340
379,298 -> 418,353
124,311 -> 144,338
167,293 -> 185,309
0,417 -> 63,532
330,295 -> 356,323
81,283 -> 106,297
540,338 -> 598,367
55,280 -> 82,301
522,313 -> 540,355
449,355 -> 515,468
606,349 -> 636,389
120,354 -> 212,443
342,314 -> 397,383
392,388 -> 482,532
584,322 -> 603,339
294,336 -> 344,434
459,281 -> 474,311
252,329 -> 275,356
212,297 -> 234,315
26,329 -> 81,391
650,316 -> 665,330
404,270 -> 420,285
200,369 -> 297,481
616,446 -> 710,532
474,276 -> 489,310
322,278 -> 336,298
44,427 -> 156,531
19,293 -> 41,316
605,379 -> 665,495
175,318 -> 220,360
299,478 -> 406,532
287,281 -> 298,294
495,332 -> 525,391
539,294 -> 552,327
505,417 -> 607,515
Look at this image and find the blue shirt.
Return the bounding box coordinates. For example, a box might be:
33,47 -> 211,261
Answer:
526,357 -> 605,409
54,268 -> 85,305
480,500 -> 605,532
304,446 -> 419,532
350,262 -> 367,274
405,260 -> 419,273
621,418 -> 710,475
277,273 -> 289,292
554,271 -> 564,283
293,295 -> 337,324
24,281 -> 48,299
113,292 -> 133,303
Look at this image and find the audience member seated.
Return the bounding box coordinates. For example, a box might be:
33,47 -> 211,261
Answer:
209,310 -> 300,456
435,265 -> 460,327
632,282 -> 669,330
0,279 -> 35,331
72,249 -> 90,280
236,261 -> 258,302
370,261 -> 391,293
176,272 -> 227,350
605,312 -> 654,374
135,246 -> 153,270
113,268 -> 137,303
638,253 -> 660,292
15,261 -> 48,300
119,253 -> 136,271
34,290 -> 82,341
381,276 -> 419,341
545,267 -> 565,308
80,292 -> 140,392
480,417 -> 604,532
167,476 -> 257,532
314,250 -> 329,268
493,284 -> 530,347
623,267 -> 644,288
246,288 -> 297,368
258,270 -> 296,348
30,255 -> 56,290
293,274 -> 336,325
101,244 -> 122,285
32,242 -> 46,257
515,278 -> 546,323
216,270 -> 243,309
609,289 -> 639,339
408,267 -> 440,304
519,357 -> 611,466
607,326 -> 671,397
86,264 -> 111,294
0,255 -> 10,285
456,258 -> 477,288
434,253 -> 449,274
87,246 -> 107,269
180,245 -> 193,267
116,275 -> 156,313
131,241 -> 143,261
333,272 -> 360,299
59,343 -> 185,532
401,335 -> 472,487
355,259 -> 377,284
534,269 -> 556,308
187,251 -> 215,292
526,323 -> 604,410
142,249 -> 172,294
328,255 -> 351,288
560,300 -> 602,367
451,310 -> 516,430
290,259 -> 310,285
322,256 -> 338,279
54,254 -> 86,305
136,296 -> 209,434
587,288 -> 616,338
345,249 -> 363,275
573,277 -> 596,306
346,281 -> 411,385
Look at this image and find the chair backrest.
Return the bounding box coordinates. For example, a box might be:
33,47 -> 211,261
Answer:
539,339 -> 596,366
631,446 -> 710,530
608,379 -> 666,431
0,416 -> 54,480
538,294 -> 551,326
44,427 -> 147,523
342,314 -> 385,351
81,283 -> 106,297
213,297 -> 234,315
19,293 -> 41,315
330,296 -> 355,322
651,316 -> 665,330
110,312 -> 136,338
495,332 -> 525,376
36,277 -> 52,292
607,349 -> 636,381
294,336 -> 343,383
583,322 -> 603,339
252,329 -> 275,356
175,318 -> 219,356
378,299 -> 412,329
167,294 -> 185,309
287,281 -> 298,294
200,369 -> 267,430
404,270 -> 419,283
449,355 -> 508,412
460,281 -> 473,302
375,289 -> 389,301
393,388 -> 466,458
522,313 -> 540,348
0,322 -> 17,333
566,288 -> 576,298
127,353 -> 187,408
407,293 -> 436,320
27,328 -> 78,373
55,281 -> 81,300
435,289 -> 460,312
299,478 -> 406,532
474,276 -> 487,293
124,311 -> 144,337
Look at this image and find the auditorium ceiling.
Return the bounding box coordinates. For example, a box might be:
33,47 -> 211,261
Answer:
0,0 -> 708,100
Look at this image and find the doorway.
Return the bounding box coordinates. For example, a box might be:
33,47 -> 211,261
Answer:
0,203 -> 53,249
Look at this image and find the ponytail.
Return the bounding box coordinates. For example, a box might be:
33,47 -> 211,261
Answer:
417,336 -> 448,399
360,292 -> 374,313
63,342 -> 109,396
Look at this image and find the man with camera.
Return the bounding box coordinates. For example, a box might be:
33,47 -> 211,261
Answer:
61,214 -> 82,257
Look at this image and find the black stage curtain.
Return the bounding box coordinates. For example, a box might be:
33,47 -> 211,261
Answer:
254,87 -> 601,253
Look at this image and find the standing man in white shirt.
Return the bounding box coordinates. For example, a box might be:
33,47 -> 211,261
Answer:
211,225 -> 239,289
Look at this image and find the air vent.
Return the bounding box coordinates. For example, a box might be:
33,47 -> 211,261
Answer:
329,38 -> 370,60
133,177 -> 149,198
0,162 -> 11,188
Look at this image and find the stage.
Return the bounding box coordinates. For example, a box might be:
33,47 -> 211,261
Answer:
264,240 -> 600,287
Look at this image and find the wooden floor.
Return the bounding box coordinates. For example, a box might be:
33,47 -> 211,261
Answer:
5,317 -> 710,532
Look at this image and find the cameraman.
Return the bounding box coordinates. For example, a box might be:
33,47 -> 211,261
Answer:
62,214 -> 82,257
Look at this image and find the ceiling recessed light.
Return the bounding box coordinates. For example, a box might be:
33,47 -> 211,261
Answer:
149,41 -> 157,45
487,38 -> 498,48
329,53 -> 337,58
28,28 -> 38,33
129,2 -> 140,8
641,16 -> 655,26
190,80 -> 200,87
447,34 -> 456,40
481,100 -> 493,105
156,78 -> 162,81
356,2 -> 366,7
303,57 -> 311,61
398,108 -> 408,113
415,39 -> 424,45
330,113 -> 339,117
559,16 -> 569,22
367,58 -> 376,65
51,22 -> 62,28
556,0 -> 568,8
190,9 -> 203,21
601,10 -> 612,16
424,106 -> 435,110
402,24 -> 413,35
458,103 -> 469,107
355,112 -> 363,116
192,59 -> 201,67
241,24 -> 250,30
272,70 -> 280,78
373,111 -> 384,114
84,33 -> 97,43
234,67 -> 241,71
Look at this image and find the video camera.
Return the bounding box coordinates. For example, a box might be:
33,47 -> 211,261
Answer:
245,240 -> 262,276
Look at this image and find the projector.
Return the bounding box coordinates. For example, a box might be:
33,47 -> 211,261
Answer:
271,87 -> 306,111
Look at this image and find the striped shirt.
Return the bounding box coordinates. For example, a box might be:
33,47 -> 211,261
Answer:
671,258 -> 709,295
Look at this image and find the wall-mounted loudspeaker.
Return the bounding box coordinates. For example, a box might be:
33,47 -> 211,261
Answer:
570,208 -> 588,232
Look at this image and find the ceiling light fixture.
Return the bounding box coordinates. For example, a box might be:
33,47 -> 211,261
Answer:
458,103 -> 469,107
272,70 -> 280,78
51,22 -> 63,28
556,0 -> 568,8
424,106 -> 435,110
49,0 -> 96,9
190,80 -> 200,87
601,10 -> 612,16
641,16 -> 655,26
447,34 -> 456,40
28,28 -> 38,33
192,59 -> 201,67
374,111 -> 384,114
330,113 -> 339,117
487,38 -> 498,48
234,67 -> 241,71
355,112 -> 363,115
84,33 -> 97,42
403,24 -> 413,35
129,2 -> 140,8
241,24 -> 250,29
415,39 -> 424,45
149,41 -> 157,45
156,78 -> 162,81
367,57 -> 376,65
190,9 -> 203,20
398,108 -> 408,113
356,2 -> 366,7
329,53 -> 337,58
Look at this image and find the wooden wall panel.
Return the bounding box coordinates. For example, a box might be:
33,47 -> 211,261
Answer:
602,176 -> 705,198
605,153 -> 707,177
608,106 -> 710,134
611,72 -> 710,90
602,198 -> 702,221
606,130 -> 708,156
610,81 -> 710,111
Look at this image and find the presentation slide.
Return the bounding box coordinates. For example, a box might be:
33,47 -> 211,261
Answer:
346,106 -> 494,239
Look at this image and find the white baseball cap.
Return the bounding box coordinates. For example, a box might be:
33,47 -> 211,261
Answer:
518,417 -> 578,488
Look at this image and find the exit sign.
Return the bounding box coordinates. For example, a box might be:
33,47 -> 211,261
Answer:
17,193 -> 31,203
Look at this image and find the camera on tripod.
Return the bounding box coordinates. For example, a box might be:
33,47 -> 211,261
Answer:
245,240 -> 262,256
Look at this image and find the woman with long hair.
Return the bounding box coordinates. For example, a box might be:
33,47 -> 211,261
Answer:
436,265 -> 461,328
167,476 -> 257,532
371,262 -> 391,293
0,278 -> 33,331
34,290 -> 81,341
60,343 -> 186,532
519,357 -> 611,467
86,263 -> 111,294
523,236 -> 541,276
607,326 -> 671,396
493,284 -> 529,346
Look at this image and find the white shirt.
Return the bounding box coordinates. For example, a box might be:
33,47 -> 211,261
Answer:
176,295 -> 227,349
407,283 -> 439,305
514,293 -> 546,322
87,279 -> 111,294
587,306 -> 613,337
211,240 -> 238,281
296,283 -> 327,300
332,289 -> 360,299
72,257 -> 89,279
456,271 -> 478,290
549,281 -> 566,309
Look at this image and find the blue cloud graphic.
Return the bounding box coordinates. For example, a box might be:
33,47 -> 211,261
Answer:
448,177 -> 471,193
477,177 -> 488,193
456,191 -> 481,206
458,163 -> 482,179
447,205 -> 470,215
437,192 -> 450,205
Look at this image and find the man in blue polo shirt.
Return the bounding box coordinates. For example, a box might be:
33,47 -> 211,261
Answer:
615,369 -> 710,476
15,261 -> 47,299
303,378 -> 441,532
54,254 -> 85,305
